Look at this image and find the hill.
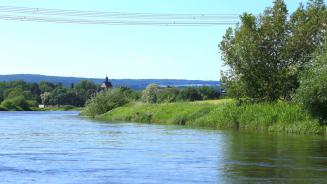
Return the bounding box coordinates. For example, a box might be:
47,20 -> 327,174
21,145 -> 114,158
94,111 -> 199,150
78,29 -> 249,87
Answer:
0,74 -> 220,90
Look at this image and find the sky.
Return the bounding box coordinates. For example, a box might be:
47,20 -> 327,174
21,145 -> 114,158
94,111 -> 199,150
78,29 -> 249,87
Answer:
0,0 -> 310,80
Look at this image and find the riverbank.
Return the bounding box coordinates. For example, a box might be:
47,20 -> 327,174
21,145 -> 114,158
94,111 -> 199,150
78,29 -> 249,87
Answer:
39,106 -> 84,111
94,100 -> 327,135
0,105 -> 83,112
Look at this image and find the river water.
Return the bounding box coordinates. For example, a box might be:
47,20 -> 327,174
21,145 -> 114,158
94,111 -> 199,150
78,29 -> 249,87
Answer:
0,111 -> 326,184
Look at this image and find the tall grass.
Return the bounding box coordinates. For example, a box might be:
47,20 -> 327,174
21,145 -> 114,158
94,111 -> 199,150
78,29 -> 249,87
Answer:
96,100 -> 326,135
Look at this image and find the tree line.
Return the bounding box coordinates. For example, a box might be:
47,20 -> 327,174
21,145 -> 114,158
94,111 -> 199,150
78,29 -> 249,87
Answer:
0,80 -> 98,111
0,79 -> 221,112
83,85 -> 221,117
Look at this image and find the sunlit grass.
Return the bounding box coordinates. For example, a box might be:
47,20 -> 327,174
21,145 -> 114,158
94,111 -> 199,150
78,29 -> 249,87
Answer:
96,100 -> 326,135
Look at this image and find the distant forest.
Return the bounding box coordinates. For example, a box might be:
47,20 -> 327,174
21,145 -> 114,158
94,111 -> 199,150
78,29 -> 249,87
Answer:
0,74 -> 220,90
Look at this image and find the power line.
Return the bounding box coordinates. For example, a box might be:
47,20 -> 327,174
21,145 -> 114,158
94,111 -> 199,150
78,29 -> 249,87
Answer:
0,14 -> 237,26
0,5 -> 240,26
0,6 -> 240,19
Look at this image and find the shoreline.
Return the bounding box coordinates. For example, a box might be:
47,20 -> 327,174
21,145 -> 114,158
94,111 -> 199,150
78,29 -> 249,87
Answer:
0,106 -> 84,112
90,100 -> 327,135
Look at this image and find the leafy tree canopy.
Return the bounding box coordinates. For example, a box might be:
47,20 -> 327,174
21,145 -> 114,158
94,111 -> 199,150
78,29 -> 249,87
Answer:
220,0 -> 327,101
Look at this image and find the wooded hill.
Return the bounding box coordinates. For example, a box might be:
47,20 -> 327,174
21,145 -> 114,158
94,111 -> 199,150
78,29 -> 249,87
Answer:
0,74 -> 220,90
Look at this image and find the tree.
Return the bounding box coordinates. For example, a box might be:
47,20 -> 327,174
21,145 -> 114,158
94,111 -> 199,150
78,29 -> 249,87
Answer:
118,86 -> 141,101
142,84 -> 159,103
74,80 -> 98,105
287,0 -> 327,90
39,81 -> 56,93
296,40 -> 327,122
177,87 -> 202,102
84,88 -> 130,117
220,0 -> 327,101
30,83 -> 41,103
40,92 -> 51,105
197,86 -> 220,100
157,87 -> 179,103
1,96 -> 32,111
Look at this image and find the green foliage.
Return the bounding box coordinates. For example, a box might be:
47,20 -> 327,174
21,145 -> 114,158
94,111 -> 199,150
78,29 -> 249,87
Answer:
177,87 -> 202,102
0,80 -> 40,111
39,81 -> 56,93
74,80 -> 97,103
83,88 -> 130,117
289,0 -> 327,68
220,0 -> 327,101
119,86 -> 142,101
0,96 -> 34,111
296,41 -> 327,122
4,88 -> 24,99
141,84 -> 220,104
97,101 -> 325,135
197,86 -> 220,100
156,87 -> 179,103
0,79 -> 101,111
42,87 -> 85,107
220,72 -> 246,99
38,80 -> 99,107
142,84 -> 159,103
0,105 -> 8,111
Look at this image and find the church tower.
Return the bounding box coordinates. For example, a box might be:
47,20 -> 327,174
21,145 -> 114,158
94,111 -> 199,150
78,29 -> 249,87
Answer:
100,75 -> 113,90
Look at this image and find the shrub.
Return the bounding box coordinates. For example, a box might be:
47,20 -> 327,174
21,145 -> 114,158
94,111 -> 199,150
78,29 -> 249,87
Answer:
83,88 -> 130,117
142,84 -> 159,103
296,44 -> 327,122
0,96 -> 33,111
157,87 -> 179,103
0,105 -> 7,111
118,86 -> 141,101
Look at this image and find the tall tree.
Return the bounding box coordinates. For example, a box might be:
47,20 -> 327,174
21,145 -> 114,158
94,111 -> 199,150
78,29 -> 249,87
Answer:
288,0 -> 327,71
220,0 -> 327,101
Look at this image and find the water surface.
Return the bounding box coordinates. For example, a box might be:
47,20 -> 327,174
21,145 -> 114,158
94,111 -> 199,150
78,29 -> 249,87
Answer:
0,111 -> 326,183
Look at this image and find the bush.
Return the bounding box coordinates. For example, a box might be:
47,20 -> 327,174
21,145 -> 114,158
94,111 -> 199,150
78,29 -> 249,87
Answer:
157,87 -> 179,103
119,86 -> 141,101
0,96 -> 33,111
297,44 -> 327,122
0,105 -> 8,111
142,85 -> 220,104
83,88 -> 130,117
142,84 -> 159,103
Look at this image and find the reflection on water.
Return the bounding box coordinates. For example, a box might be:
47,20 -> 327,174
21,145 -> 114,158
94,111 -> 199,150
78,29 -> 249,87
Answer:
223,132 -> 327,183
0,111 -> 326,184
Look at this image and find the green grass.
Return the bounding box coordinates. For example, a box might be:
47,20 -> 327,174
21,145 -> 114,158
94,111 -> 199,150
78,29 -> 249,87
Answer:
95,100 -> 327,135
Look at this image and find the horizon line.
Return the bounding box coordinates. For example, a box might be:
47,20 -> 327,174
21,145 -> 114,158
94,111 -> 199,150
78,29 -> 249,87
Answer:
0,73 -> 219,82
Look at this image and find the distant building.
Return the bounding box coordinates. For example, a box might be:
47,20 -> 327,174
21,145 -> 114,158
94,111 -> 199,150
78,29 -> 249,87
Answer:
100,76 -> 113,90
38,104 -> 46,108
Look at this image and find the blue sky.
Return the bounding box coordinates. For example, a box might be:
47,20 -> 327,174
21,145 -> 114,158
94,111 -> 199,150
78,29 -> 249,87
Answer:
0,0 -> 309,80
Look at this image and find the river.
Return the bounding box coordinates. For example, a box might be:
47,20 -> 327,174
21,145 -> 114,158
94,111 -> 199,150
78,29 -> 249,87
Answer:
0,111 -> 326,183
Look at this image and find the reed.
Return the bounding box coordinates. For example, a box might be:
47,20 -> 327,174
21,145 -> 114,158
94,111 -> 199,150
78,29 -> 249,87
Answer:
96,100 -> 326,135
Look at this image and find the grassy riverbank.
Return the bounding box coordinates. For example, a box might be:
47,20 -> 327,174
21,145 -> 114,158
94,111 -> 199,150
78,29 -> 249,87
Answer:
95,100 -> 327,135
